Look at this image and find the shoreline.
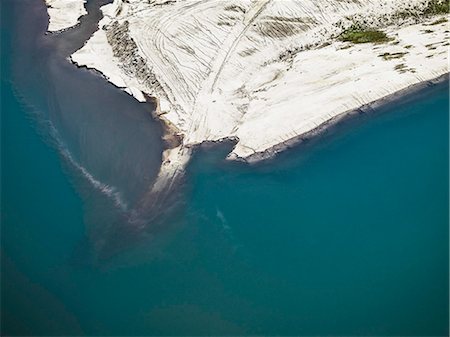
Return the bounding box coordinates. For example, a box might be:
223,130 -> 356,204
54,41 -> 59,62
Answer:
45,0 -> 449,195
237,72 -> 449,164
70,53 -> 448,166
65,0 -> 449,166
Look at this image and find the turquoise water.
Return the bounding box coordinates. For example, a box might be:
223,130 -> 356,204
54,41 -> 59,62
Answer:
1,0 -> 449,335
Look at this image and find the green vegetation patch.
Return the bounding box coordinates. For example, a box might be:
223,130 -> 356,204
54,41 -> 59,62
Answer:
394,63 -> 416,74
378,52 -> 408,60
394,63 -> 407,71
430,17 -> 448,25
394,0 -> 449,22
423,0 -> 450,15
339,25 -> 391,44
425,42 -> 438,49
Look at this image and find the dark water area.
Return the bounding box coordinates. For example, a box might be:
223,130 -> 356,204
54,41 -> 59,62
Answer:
2,0 -> 169,255
1,0 -> 449,335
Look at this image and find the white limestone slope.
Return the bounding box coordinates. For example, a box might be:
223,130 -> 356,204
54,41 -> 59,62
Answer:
45,0 -> 87,32
65,0 -> 449,192
71,0 -> 448,159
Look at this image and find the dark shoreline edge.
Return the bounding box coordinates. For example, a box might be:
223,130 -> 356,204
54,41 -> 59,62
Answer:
232,72 -> 449,164
71,52 -> 448,167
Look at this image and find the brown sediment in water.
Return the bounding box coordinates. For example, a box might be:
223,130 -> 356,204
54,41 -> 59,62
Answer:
146,95 -> 183,150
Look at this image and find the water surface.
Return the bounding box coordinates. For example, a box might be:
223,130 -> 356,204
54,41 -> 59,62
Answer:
1,0 -> 448,335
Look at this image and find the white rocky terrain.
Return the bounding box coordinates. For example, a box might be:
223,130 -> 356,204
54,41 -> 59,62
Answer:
47,0 -> 449,193
45,0 -> 87,32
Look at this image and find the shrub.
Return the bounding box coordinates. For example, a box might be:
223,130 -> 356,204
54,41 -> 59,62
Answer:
339,25 -> 391,43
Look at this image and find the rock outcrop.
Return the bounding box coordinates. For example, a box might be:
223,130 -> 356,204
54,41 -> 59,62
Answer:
45,0 -> 87,32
